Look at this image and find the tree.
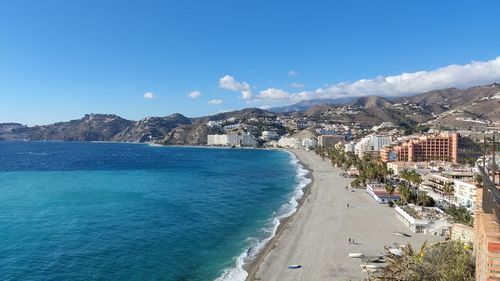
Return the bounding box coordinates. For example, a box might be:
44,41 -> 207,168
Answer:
445,206 -> 474,227
398,183 -> 410,205
442,181 -> 454,204
374,241 -> 475,281
409,170 -> 422,203
474,174 -> 483,188
385,183 -> 395,204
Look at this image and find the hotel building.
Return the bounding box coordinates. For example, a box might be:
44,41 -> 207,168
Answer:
380,132 -> 459,163
318,134 -> 346,147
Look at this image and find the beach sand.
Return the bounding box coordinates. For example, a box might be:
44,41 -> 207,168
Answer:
246,149 -> 443,281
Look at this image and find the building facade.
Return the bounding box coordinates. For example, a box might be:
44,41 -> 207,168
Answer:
453,179 -> 477,210
207,134 -> 258,147
366,183 -> 400,204
318,134 -> 346,147
381,132 -> 459,163
277,137 -> 301,149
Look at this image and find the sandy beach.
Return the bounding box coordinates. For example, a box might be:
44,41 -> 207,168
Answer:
247,149 -> 442,281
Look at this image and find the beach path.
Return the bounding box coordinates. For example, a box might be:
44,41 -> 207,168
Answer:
249,149 -> 442,281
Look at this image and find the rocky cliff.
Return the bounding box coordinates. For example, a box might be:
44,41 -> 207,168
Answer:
162,123 -> 222,145
112,114 -> 192,142
26,114 -> 134,141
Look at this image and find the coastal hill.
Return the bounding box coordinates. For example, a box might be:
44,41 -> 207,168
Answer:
15,114 -> 134,142
112,114 -> 192,143
1,83 -> 499,143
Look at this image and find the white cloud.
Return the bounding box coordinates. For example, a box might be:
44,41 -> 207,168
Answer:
143,92 -> 156,99
208,99 -> 223,105
257,88 -> 290,100
218,75 -> 252,99
288,70 -> 298,77
252,57 -> 500,105
291,82 -> 305,88
188,90 -> 202,99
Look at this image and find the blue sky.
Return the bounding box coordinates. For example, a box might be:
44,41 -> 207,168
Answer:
1,0 -> 500,125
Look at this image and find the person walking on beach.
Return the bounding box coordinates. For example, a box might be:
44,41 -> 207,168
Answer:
347,202 -> 349,208
348,238 -> 351,244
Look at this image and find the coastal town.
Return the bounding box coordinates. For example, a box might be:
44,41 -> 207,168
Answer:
3,1 -> 500,280
205,113 -> 499,280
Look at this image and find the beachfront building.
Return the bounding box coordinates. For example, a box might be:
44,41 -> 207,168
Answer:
302,138 -> 317,150
420,173 -> 455,203
318,134 -> 346,147
380,132 -> 459,163
207,134 -> 258,147
394,205 -> 451,235
260,131 -> 279,141
387,162 -> 416,176
366,183 -> 400,204
354,135 -> 391,158
277,137 -> 301,149
453,179 -> 477,210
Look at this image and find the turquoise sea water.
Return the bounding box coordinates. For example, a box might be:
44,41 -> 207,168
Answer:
0,142 -> 308,281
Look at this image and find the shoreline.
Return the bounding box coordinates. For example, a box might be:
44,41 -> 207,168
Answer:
245,149 -> 443,281
243,149 -> 314,280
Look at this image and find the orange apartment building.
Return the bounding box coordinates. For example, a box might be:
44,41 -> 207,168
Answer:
380,132 -> 459,163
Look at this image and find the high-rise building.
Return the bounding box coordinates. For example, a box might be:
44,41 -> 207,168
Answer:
318,134 -> 346,147
380,132 -> 459,163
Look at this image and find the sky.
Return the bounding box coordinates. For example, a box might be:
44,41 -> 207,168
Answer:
1,0 -> 500,125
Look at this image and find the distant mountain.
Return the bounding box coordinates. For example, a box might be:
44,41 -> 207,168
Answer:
24,114 -> 134,141
0,123 -> 28,141
269,97 -> 357,113
192,108 -> 277,123
112,114 -> 191,142
1,83 -> 499,143
347,96 -> 394,108
395,83 -> 500,115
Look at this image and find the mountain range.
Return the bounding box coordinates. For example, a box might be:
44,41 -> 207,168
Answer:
1,83 -> 499,145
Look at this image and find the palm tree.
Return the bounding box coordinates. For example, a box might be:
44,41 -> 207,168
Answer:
474,174 -> 483,188
400,169 -> 412,188
351,178 -> 361,189
442,181 -> 454,204
385,183 -> 395,204
410,171 -> 422,204
376,241 -> 474,281
398,183 -> 410,205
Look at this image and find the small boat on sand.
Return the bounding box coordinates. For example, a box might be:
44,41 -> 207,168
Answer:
348,253 -> 364,258
288,264 -> 302,269
388,248 -> 403,256
365,264 -> 384,269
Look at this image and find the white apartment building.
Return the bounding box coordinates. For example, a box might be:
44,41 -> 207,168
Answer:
261,131 -> 279,141
372,135 -> 392,151
207,134 -> 258,147
278,137 -> 301,149
453,179 -> 477,210
354,135 -> 392,157
302,138 -> 317,150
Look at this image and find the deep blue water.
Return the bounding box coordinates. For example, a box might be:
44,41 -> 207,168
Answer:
0,142 -> 304,281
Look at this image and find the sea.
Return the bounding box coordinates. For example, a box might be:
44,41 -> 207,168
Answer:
0,141 -> 310,281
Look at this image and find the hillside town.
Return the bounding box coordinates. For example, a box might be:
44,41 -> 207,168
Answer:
206,112 -> 500,280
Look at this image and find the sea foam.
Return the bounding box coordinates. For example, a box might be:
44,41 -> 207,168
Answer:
215,151 -> 311,281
